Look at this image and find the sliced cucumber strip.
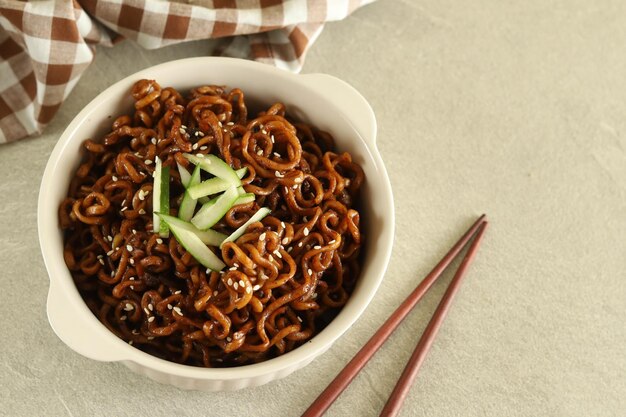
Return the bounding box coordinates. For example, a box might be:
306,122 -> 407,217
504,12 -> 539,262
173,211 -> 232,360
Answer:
177,162 -> 192,187
187,177 -> 232,200
178,165 -> 202,222
159,214 -> 225,271
191,186 -> 239,230
158,213 -> 227,246
184,153 -> 241,187
152,158 -> 170,237
187,167 -> 249,199
220,207 -> 271,249
235,193 -> 255,205
235,167 -> 247,179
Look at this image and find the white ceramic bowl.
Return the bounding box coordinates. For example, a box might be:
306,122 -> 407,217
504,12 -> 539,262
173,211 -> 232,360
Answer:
38,57 -> 394,391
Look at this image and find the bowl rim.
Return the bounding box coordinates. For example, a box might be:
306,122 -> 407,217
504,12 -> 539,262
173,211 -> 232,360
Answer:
38,57 -> 395,381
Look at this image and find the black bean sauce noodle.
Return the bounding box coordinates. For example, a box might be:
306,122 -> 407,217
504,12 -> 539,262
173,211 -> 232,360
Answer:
59,80 -> 364,367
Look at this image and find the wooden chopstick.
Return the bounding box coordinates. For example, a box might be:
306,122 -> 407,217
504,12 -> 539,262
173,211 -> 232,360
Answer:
380,220 -> 488,416
302,215 -> 488,417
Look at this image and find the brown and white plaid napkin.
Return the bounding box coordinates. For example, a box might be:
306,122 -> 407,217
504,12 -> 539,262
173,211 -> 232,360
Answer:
0,0 -> 374,144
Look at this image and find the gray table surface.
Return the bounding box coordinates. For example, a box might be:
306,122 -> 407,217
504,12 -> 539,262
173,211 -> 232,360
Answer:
1,1 -> 625,416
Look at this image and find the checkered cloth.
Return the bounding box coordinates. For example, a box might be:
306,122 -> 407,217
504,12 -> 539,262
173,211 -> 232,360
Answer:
0,0 -> 374,144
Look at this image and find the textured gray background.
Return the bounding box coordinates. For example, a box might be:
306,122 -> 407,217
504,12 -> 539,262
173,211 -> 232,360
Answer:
1,0 -> 625,416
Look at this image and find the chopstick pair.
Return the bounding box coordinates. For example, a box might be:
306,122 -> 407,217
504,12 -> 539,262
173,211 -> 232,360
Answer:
302,215 -> 488,417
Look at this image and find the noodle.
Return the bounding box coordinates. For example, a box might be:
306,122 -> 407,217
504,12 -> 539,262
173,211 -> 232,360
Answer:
59,79 -> 364,367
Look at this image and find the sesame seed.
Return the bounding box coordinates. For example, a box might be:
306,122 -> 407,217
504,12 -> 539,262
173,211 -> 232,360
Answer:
270,135 -> 275,143
233,263 -> 239,267
253,285 -> 261,291
129,277 -> 135,281
226,337 -> 232,342
227,122 -> 234,126
303,227 -> 309,236
121,199 -> 126,206
303,216 -> 308,221
312,293 -> 318,299
120,315 -> 127,321
229,266 -> 237,271
287,247 -> 293,252
110,271 -> 115,277
179,128 -> 186,135
246,287 -> 252,294
132,330 -> 139,335
144,160 -> 152,165
307,268 -> 313,276
298,242 -> 303,248
148,316 -> 155,323
345,179 -> 351,186
107,235 -> 113,242
129,341 -> 134,345
256,149 -> 263,156
273,152 -> 280,158
181,125 -> 187,129
275,171 -> 283,178
227,278 -> 233,286
143,307 -> 150,315
147,336 -> 154,340
138,209 -> 146,215
292,184 -> 297,189
174,290 -> 181,295
130,285 -> 135,290
314,245 -> 321,250
97,254 -> 103,259
124,303 -> 133,311
192,143 -> 198,150
206,268 -> 211,274
126,244 -> 133,252
297,316 -> 303,322
138,190 -> 145,200
148,303 -> 154,311
239,279 -> 245,287
129,258 -> 135,265
274,250 -> 282,259
200,146 -> 208,150
268,255 -> 274,262
213,290 -> 218,296
284,187 -> 289,193
261,129 -> 267,135
329,239 -> 336,244
156,238 -> 163,244
196,153 -> 203,157
218,121 -> 223,127
106,250 -> 114,256
282,237 -> 289,245
259,232 -> 266,241
173,307 -> 183,316
120,207 -> 127,212
151,137 -> 157,144
132,229 -> 137,234
295,177 -> 303,184
112,175 -> 118,181
98,258 -> 105,265
233,282 -> 239,290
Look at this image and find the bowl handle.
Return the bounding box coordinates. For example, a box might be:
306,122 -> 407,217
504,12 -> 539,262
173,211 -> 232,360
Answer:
47,280 -> 127,362
300,74 -> 377,148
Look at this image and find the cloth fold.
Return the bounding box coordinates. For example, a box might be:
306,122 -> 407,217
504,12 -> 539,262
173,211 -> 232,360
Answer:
0,0 -> 373,144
